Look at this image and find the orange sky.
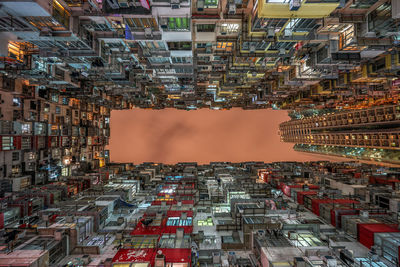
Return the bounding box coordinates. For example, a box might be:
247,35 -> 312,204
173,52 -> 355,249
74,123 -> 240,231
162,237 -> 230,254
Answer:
107,108 -> 353,164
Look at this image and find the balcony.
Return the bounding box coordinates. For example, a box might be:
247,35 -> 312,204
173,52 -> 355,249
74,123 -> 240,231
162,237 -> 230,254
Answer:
257,0 -> 340,18
52,0 -> 71,29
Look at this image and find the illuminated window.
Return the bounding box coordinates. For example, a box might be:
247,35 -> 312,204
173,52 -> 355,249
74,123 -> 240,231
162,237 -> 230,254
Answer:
166,217 -> 193,226
11,165 -> 20,175
339,25 -> 355,50
53,0 -> 71,28
13,97 -> 21,107
2,137 -> 13,150
216,42 -> 233,51
163,17 -> 190,31
44,104 -> 50,112
27,152 -> 36,160
62,167 -> 69,176
220,23 -> 239,34
21,123 -> 31,134
197,217 -> 213,226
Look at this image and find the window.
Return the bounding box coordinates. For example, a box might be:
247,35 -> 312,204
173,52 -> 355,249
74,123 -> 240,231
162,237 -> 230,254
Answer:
339,24 -> 356,50
30,101 -> 36,110
2,136 -> 13,150
55,106 -> 61,114
220,23 -> 239,34
172,57 -> 192,64
11,165 -> 20,176
53,0 -> 70,28
197,24 -> 215,32
149,57 -> 171,64
216,42 -> 233,51
167,42 -> 192,50
44,104 -> 50,112
166,217 -> 193,226
26,152 -> 35,160
139,41 -> 167,51
12,152 -> 19,161
21,123 -> 30,134
21,137 -> 31,150
163,17 -> 190,31
62,97 -> 69,105
125,17 -> 158,30
12,97 -> 20,107
166,263 -> 188,267
51,94 -> 59,103
196,43 -> 207,48
62,167 -> 69,176
204,0 -> 218,8
35,123 -> 44,135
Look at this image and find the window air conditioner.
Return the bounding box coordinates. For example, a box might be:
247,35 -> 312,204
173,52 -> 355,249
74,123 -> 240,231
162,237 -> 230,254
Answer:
228,3 -> 236,14
197,0 -> 204,11
144,27 -> 153,38
159,18 -> 168,29
289,0 -> 301,11
118,0 -> 129,7
249,43 -> 256,53
267,27 -> 275,38
284,28 -> 292,37
170,0 -> 180,9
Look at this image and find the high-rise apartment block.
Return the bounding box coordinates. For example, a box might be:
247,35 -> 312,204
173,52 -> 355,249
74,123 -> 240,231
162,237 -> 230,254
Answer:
280,104 -> 400,164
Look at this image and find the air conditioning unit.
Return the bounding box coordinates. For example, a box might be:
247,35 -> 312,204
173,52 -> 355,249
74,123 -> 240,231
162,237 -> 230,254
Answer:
249,43 -> 256,53
289,0 -> 301,11
197,0 -> 204,11
284,28 -> 292,37
267,27 -> 275,38
329,39 -> 338,53
279,48 -> 285,55
220,25 -> 227,35
170,0 -> 180,9
118,0 -> 129,7
144,27 -> 153,38
159,18 -> 168,29
228,3 -> 236,14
